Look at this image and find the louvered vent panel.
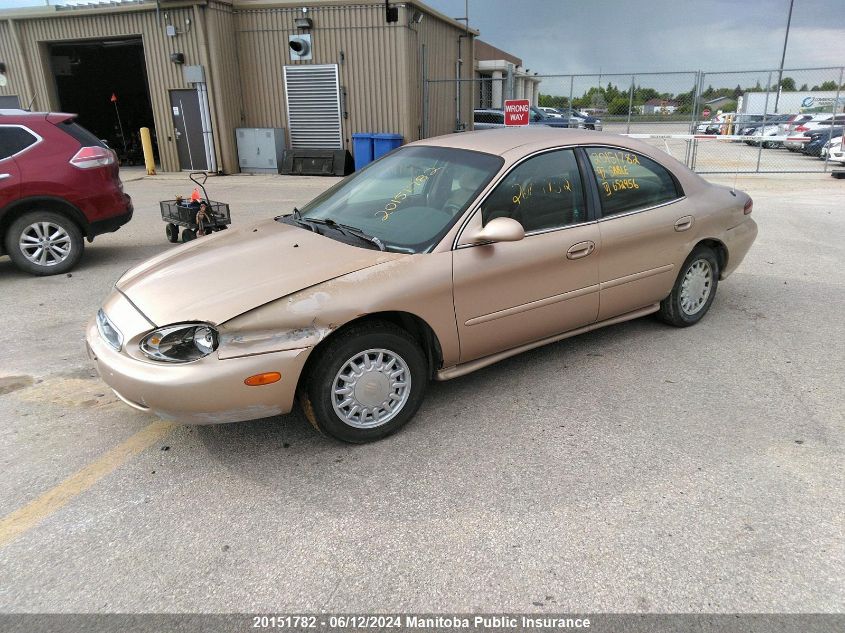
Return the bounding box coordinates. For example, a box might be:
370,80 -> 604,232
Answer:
283,65 -> 342,149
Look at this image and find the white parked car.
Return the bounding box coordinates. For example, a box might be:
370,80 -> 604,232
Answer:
822,136 -> 844,163
785,114 -> 845,151
538,106 -> 565,119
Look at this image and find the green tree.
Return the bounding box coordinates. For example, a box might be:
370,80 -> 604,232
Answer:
780,76 -> 796,91
608,97 -> 630,115
799,83 -> 808,91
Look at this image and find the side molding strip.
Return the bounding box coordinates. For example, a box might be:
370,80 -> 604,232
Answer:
436,303 -> 660,381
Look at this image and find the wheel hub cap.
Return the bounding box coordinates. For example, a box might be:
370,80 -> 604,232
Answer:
19,221 -> 72,267
680,259 -> 712,315
332,348 -> 411,429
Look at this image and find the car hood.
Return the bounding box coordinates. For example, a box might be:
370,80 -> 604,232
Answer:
117,219 -> 404,326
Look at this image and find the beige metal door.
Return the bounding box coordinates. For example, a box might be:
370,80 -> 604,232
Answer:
452,226 -> 601,363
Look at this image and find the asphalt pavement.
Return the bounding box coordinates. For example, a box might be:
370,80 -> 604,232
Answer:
0,169 -> 843,613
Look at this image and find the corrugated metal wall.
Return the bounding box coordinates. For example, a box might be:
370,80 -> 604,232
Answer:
205,1 -> 242,172
405,3 -> 475,138
0,20 -> 31,105
2,1 -> 475,171
3,3 -> 216,172
235,3 -> 413,148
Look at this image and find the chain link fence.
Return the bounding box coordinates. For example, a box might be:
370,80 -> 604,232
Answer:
422,67 -> 845,174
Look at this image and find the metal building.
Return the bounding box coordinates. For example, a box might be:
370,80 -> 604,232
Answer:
0,0 -> 477,173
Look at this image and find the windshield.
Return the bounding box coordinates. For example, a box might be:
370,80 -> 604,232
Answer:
294,145 -> 503,253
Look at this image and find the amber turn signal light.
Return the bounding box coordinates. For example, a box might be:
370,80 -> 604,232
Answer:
244,372 -> 281,386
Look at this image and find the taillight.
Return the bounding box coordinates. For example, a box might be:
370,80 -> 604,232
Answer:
70,146 -> 115,169
743,198 -> 753,215
794,125 -> 809,132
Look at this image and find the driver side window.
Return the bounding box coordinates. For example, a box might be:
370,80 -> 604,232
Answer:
480,149 -> 586,233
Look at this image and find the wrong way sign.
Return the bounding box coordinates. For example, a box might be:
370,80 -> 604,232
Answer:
504,99 -> 530,126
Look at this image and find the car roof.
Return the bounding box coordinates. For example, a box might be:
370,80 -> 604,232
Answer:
412,127 -> 646,155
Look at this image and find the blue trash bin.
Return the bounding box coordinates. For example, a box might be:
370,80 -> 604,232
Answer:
372,133 -> 403,160
352,133 -> 374,171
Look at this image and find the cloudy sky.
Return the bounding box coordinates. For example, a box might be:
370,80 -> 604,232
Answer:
2,0 -> 842,78
424,0 -> 845,74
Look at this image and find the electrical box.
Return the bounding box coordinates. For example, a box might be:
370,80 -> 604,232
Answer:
183,65 -> 205,84
236,128 -> 286,173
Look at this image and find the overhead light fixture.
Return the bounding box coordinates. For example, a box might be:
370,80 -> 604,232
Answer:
410,10 -> 424,24
170,52 -> 185,64
294,17 -> 313,29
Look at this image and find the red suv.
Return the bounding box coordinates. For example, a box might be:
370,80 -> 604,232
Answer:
0,110 -> 133,275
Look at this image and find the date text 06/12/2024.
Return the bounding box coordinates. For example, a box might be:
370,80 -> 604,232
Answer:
252,615 -> 592,629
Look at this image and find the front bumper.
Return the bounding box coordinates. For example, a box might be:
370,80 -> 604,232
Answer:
85,300 -> 312,425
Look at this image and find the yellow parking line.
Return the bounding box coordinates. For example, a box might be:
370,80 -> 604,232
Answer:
0,420 -> 174,548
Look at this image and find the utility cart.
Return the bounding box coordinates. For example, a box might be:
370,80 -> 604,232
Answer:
159,172 -> 231,243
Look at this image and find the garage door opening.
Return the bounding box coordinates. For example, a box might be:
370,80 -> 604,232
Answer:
48,38 -> 156,166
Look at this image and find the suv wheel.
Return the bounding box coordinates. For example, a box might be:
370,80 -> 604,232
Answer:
5,211 -> 84,276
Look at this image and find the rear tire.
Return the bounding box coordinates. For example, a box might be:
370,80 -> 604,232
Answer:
5,210 -> 84,276
658,246 -> 720,327
299,321 -> 428,443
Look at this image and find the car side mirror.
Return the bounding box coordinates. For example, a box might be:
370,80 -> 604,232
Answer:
463,217 -> 525,245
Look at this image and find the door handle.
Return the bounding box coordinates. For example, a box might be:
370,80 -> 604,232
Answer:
674,216 -> 694,232
566,240 -> 595,260
0,174 -> 11,180
174,129 -> 182,139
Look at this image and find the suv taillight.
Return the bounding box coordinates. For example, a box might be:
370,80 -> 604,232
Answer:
70,146 -> 115,169
794,125 -> 809,132
744,198 -> 753,215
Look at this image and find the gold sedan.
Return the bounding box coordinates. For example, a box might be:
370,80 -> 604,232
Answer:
87,128 -> 757,442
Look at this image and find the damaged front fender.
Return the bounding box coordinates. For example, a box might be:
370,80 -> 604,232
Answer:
217,320 -> 335,360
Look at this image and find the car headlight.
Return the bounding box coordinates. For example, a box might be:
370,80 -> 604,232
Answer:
140,323 -> 218,363
96,309 -> 123,351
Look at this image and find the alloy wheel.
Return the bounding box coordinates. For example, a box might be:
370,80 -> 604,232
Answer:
18,221 -> 73,267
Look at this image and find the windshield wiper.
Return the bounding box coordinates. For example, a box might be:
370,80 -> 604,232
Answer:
307,218 -> 386,251
335,222 -> 386,252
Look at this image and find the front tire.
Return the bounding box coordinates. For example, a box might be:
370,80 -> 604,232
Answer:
5,211 -> 84,276
165,223 -> 180,243
300,322 -> 428,443
659,246 -> 720,327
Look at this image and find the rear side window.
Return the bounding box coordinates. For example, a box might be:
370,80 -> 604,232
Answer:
59,120 -> 106,148
586,148 -> 682,217
0,126 -> 38,160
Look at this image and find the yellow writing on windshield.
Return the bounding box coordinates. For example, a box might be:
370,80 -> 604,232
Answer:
376,166 -> 442,221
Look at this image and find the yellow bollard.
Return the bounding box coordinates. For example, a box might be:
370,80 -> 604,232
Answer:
140,127 -> 156,175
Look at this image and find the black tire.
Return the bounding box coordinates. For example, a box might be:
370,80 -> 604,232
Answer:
300,321 -> 428,443
165,223 -> 180,243
181,228 -> 196,242
4,210 -> 84,276
658,246 -> 720,327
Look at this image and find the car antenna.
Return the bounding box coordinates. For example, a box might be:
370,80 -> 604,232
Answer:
25,95 -> 36,112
